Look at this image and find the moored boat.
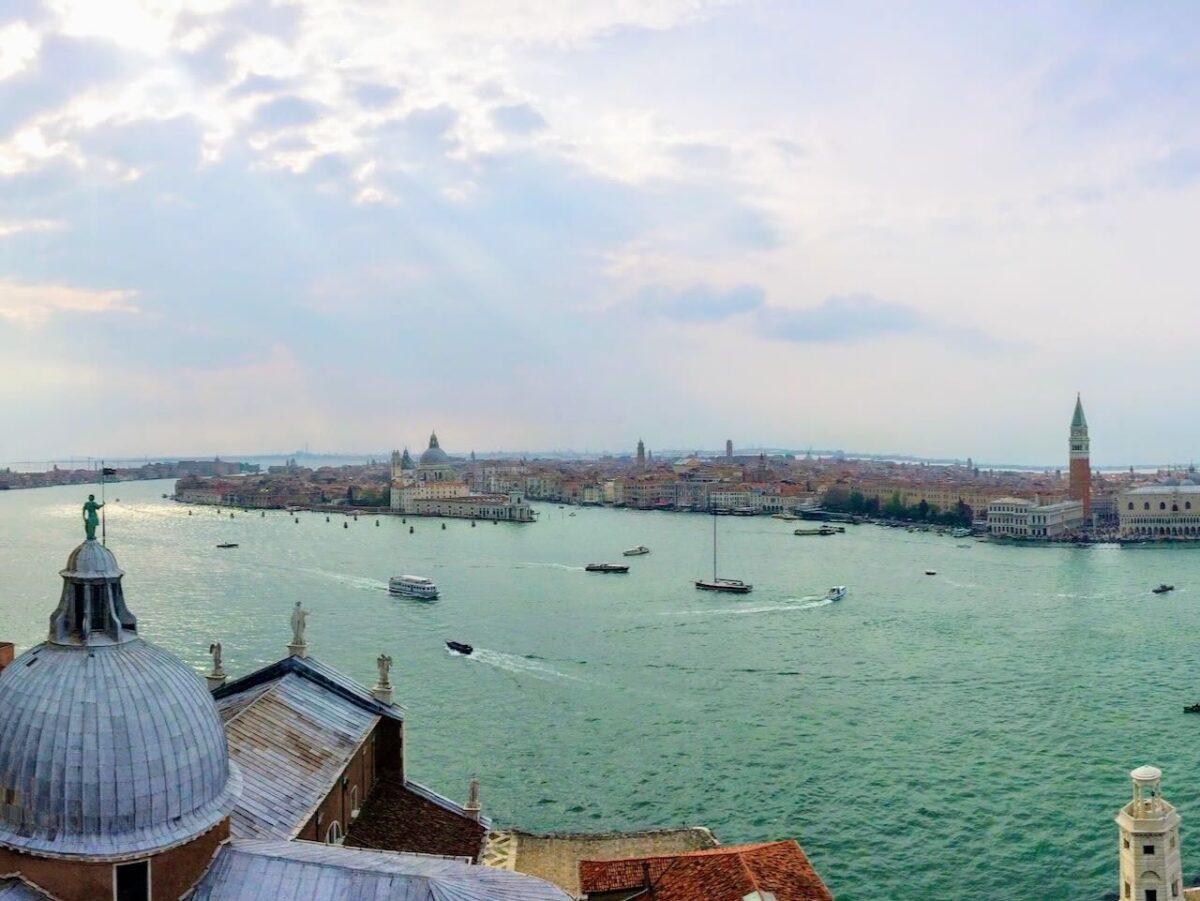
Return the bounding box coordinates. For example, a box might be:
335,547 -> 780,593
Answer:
586,563 -> 630,573
389,575 -> 439,599
622,546 -> 651,556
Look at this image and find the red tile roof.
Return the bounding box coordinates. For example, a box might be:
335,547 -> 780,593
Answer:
578,840 -> 832,900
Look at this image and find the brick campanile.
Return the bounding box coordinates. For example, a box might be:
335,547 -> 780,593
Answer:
1069,393 -> 1091,519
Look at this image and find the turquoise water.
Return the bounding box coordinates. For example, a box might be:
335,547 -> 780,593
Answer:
1,480 -> 1198,899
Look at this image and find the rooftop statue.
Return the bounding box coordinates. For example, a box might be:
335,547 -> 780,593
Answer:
82,494 -> 103,541
290,601 -> 308,647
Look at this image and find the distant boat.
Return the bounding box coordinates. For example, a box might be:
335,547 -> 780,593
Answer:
771,512 -> 798,521
1185,703 -> 1200,714
951,527 -> 972,538
695,513 -> 752,593
446,641 -> 473,655
1153,584 -> 1175,595
586,563 -> 629,573
795,526 -> 838,536
389,575 -> 439,599
623,546 -> 651,556
924,570 -> 937,576
825,585 -> 847,602
216,542 -> 239,549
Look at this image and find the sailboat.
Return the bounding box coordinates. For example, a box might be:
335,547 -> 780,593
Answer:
695,512 -> 753,593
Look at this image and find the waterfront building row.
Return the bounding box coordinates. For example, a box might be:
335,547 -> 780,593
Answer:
986,497 -> 1085,539
1117,484 -> 1200,538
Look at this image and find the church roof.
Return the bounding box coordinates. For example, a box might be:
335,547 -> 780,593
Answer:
1071,394 -> 1087,429
0,878 -> 49,899
0,638 -> 240,859
190,838 -> 573,899
419,431 -> 451,466
217,668 -> 380,840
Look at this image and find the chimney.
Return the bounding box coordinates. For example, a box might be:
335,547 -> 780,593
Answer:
464,778 -> 481,821
0,642 -> 13,674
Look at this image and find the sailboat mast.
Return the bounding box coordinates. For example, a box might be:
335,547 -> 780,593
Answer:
712,512 -> 717,581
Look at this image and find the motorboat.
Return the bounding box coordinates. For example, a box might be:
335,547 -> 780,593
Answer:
772,512 -> 798,521
1185,703 -> 1200,714
951,528 -> 972,538
825,586 -> 847,602
216,543 -> 239,549
1153,584 -> 1175,595
623,546 -> 651,557
695,578 -> 753,594
924,570 -> 937,576
446,641 -> 473,655
389,575 -> 439,599
795,526 -> 838,536
586,563 -> 629,573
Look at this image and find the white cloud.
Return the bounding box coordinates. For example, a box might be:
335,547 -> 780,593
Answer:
0,280 -> 138,325
0,21 -> 40,82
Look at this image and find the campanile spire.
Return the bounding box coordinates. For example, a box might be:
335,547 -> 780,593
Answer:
1069,393 -> 1091,519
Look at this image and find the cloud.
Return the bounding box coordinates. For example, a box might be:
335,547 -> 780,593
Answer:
0,217 -> 60,237
757,293 -> 923,343
0,20 -> 39,81
491,102 -> 547,135
0,279 -> 137,325
252,95 -> 325,130
1139,147 -> 1200,190
639,283 -> 764,322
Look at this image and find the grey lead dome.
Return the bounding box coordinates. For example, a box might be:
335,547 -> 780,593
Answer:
0,542 -> 240,859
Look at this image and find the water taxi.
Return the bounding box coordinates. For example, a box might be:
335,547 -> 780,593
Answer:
1152,584 -> 1175,595
586,563 -> 629,573
446,641 -> 473,655
389,575 -> 439,599
795,526 -> 838,536
825,585 -> 847,602
623,546 -> 651,556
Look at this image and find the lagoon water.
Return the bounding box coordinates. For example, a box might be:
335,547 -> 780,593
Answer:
2,479 -> 1199,898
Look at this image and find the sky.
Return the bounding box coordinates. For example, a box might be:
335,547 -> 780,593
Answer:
0,1 -> 1198,465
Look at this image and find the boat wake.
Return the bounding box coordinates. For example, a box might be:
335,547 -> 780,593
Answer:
516,562 -> 586,572
303,569 -> 390,592
457,647 -> 580,682
661,598 -> 834,617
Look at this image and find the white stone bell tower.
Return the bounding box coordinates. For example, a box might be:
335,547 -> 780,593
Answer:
1116,765 -> 1183,901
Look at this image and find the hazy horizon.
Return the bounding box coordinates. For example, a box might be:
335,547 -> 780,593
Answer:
2,2 -> 1199,464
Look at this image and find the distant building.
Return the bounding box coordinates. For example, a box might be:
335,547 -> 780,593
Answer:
636,439 -> 645,469
725,439 -> 733,459
1118,484 -> 1200,538
1069,394 -> 1091,519
987,497 -> 1084,538
391,432 -> 534,522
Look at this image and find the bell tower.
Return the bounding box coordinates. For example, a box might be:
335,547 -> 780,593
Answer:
1116,765 -> 1182,901
1069,393 -> 1091,519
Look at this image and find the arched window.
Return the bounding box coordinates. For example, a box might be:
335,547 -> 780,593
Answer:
326,820 -> 343,844
1188,502 -> 1193,510
1145,502 -> 1151,510
1128,502 -> 1134,510
1173,504 -> 1179,512
1160,502 -> 1167,510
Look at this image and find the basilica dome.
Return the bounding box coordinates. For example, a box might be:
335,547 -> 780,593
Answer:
419,431 -> 450,466
0,541 -> 240,859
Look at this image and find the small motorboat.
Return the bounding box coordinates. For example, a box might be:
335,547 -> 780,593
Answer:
390,575 -> 439,599
216,543 -> 239,549
1153,584 -> 1175,595
825,586 -> 847,602
1185,703 -> 1200,714
623,546 -> 651,557
924,570 -> 937,576
446,641 -> 473,655
695,578 -> 752,594
586,563 -> 630,573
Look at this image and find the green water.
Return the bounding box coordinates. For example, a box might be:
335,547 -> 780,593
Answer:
1,480 -> 1197,899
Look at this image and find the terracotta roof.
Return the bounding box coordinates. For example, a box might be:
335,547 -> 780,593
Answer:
578,840 -> 832,901
345,773 -> 489,862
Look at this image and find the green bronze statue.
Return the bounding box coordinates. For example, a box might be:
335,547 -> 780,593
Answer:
82,494 -> 103,541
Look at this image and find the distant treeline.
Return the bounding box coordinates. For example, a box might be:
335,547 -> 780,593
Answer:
823,487 -> 972,527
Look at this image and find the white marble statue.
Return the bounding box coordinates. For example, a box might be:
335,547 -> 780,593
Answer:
290,602 -> 308,647
376,653 -> 393,688
208,641 -> 224,676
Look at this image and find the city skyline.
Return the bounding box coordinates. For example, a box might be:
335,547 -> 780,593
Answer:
3,2 -> 1200,462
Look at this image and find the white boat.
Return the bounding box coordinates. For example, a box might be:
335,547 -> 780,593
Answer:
389,575 -> 439,599
825,585 -> 847,602
695,514 -> 752,593
623,545 -> 651,556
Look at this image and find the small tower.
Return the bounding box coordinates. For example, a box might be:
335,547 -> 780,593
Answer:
1116,765 -> 1182,901
1070,393 -> 1091,519
726,439 -> 733,459
636,439 -> 645,469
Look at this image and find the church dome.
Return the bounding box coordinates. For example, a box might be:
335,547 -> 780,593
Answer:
0,542 -> 240,859
419,431 -> 450,466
